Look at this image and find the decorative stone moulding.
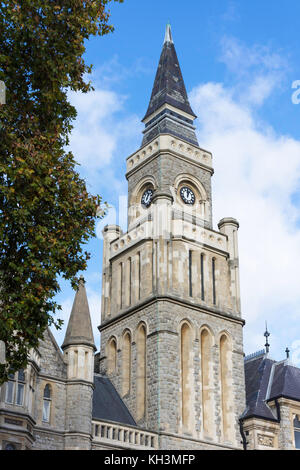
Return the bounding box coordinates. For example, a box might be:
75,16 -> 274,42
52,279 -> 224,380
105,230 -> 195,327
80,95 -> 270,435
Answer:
110,222 -> 150,258
172,221 -> 227,252
110,218 -> 227,259
126,135 -> 212,174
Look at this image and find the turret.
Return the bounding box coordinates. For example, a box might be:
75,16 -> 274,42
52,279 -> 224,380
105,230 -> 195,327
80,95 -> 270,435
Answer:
62,277 -> 96,449
218,217 -> 241,313
62,277 -> 96,382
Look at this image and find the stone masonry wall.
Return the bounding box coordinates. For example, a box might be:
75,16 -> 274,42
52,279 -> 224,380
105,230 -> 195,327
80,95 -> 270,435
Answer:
99,297 -> 245,450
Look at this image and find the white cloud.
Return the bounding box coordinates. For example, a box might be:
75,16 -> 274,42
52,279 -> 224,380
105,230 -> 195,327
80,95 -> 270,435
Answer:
220,36 -> 287,76
219,36 -> 289,108
67,81 -> 141,186
291,340 -> 300,365
190,81 -> 300,361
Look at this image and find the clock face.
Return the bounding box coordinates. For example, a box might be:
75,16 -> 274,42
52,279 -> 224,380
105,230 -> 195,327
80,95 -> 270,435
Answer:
141,188 -> 153,207
180,186 -> 195,205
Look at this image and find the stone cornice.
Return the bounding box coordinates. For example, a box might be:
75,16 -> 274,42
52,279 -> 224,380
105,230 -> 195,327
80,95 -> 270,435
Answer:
125,134 -> 213,179
126,147 -> 214,180
99,294 -> 244,332
157,429 -> 240,450
267,396 -> 300,407
242,416 -> 280,429
0,408 -> 36,427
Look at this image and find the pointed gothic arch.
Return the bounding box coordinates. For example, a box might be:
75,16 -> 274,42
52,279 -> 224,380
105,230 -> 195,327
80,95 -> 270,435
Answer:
180,321 -> 194,434
128,176 -> 157,225
173,173 -> 209,221
122,330 -> 132,396
200,326 -> 214,438
107,336 -> 117,375
219,332 -> 234,442
136,322 -> 147,421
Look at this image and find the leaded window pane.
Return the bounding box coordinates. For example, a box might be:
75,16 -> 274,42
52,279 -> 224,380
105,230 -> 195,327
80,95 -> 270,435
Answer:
43,384 -> 51,399
18,370 -> 25,382
295,430 -> 300,449
16,383 -> 24,405
42,400 -> 50,422
294,415 -> 300,429
5,381 -> 14,404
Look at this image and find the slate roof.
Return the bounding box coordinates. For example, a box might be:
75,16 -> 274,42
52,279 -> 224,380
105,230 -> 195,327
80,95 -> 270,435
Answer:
242,354 -> 277,421
143,24 -> 196,121
242,352 -> 300,422
269,361 -> 300,401
93,375 -> 136,426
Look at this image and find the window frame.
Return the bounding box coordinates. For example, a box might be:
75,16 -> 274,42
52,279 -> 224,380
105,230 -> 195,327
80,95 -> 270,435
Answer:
5,370 -> 26,406
42,384 -> 52,423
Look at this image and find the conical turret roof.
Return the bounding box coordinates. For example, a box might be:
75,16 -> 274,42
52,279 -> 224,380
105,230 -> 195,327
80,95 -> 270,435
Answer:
61,277 -> 96,351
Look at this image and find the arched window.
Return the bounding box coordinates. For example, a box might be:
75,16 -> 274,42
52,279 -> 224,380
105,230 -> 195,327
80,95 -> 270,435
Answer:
122,331 -> 131,396
200,253 -> 205,301
42,384 -> 51,423
294,415 -> 300,449
136,324 -> 146,421
84,351 -> 89,380
108,338 -> 117,375
212,258 -> 216,305
119,263 -> 123,309
137,252 -> 141,301
200,328 -> 213,437
220,334 -> 233,442
126,258 -> 132,307
181,323 -> 193,433
189,251 -> 193,297
5,443 -> 16,450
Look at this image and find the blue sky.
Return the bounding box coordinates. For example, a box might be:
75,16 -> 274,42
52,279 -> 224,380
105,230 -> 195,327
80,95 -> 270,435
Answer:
51,0 -> 300,365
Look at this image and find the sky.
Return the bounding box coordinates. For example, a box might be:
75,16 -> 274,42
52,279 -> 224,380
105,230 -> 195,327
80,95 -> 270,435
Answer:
51,0 -> 300,366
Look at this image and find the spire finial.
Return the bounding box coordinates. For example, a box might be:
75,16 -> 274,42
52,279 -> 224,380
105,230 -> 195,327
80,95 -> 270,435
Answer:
285,347 -> 290,359
264,322 -> 270,354
164,22 -> 173,44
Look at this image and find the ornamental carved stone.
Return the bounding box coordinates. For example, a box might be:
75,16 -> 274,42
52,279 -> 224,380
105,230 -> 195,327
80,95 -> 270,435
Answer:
258,434 -> 274,447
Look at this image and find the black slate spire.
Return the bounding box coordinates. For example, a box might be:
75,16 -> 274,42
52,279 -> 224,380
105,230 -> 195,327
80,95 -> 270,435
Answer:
141,24 -> 198,147
143,24 -> 196,121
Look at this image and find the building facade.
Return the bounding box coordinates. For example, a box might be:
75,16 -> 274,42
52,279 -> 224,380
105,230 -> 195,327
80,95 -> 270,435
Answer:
0,25 -> 300,451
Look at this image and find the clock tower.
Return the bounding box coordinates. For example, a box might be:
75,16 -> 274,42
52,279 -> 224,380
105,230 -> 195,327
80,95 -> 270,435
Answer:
99,24 -> 246,450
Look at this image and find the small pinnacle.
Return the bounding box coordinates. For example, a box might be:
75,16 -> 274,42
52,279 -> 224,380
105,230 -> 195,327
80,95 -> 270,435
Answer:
285,347 -> 290,359
164,23 -> 173,44
264,322 -> 270,354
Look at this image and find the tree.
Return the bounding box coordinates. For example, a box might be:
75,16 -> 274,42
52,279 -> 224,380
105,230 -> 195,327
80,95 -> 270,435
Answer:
0,0 -> 123,383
